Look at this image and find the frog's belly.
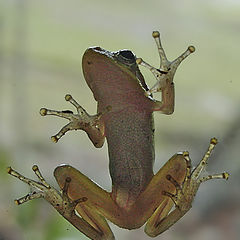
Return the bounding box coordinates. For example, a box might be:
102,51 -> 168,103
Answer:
105,110 -> 154,208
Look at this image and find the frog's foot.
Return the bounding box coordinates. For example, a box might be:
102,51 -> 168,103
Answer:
163,138 -> 229,213
7,165 -> 87,211
136,31 -> 195,96
40,94 -> 111,147
7,166 -> 108,240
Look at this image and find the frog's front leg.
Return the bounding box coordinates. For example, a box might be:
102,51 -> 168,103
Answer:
136,31 -> 195,114
39,94 -> 110,147
144,138 -> 229,237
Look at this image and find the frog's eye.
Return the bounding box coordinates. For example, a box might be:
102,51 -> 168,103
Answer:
118,50 -> 135,61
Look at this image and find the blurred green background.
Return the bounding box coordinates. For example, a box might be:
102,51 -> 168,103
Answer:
1,0 -> 240,239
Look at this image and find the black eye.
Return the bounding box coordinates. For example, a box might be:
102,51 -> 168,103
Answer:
119,50 -> 135,60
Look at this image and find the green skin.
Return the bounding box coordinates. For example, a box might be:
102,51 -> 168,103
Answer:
8,34 -> 228,240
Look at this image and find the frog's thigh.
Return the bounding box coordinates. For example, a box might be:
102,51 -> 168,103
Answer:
54,165 -> 127,232
133,154 -> 187,233
75,203 -> 114,238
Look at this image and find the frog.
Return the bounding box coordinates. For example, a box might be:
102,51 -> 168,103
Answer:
7,31 -> 229,240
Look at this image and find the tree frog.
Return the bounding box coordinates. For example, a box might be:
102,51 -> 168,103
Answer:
8,31 -> 229,240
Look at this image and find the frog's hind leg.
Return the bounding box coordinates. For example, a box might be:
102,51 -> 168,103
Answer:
144,138 -> 229,237
121,153 -> 188,230
7,165 -> 113,240
143,152 -> 189,237
54,164 -> 136,234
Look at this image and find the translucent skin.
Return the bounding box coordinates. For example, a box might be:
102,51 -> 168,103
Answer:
9,34 -> 228,240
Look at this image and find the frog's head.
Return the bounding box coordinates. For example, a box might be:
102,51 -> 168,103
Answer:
83,47 -> 136,71
82,47 -> 148,95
